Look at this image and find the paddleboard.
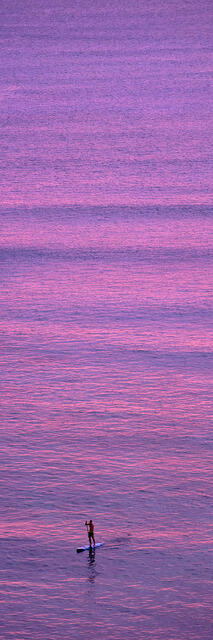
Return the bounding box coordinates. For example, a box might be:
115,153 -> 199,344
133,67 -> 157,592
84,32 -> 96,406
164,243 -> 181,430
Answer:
76,542 -> 104,553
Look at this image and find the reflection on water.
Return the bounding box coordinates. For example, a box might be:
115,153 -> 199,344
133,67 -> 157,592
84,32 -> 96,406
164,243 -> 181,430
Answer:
88,548 -> 96,585
1,205 -> 212,639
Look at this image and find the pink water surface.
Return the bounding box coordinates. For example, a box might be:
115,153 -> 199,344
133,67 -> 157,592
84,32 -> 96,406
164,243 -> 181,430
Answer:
1,0 -> 213,638
1,205 -> 213,640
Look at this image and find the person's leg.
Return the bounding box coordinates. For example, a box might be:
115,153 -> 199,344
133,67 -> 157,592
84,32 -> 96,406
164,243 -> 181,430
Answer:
89,533 -> 92,547
92,533 -> 95,546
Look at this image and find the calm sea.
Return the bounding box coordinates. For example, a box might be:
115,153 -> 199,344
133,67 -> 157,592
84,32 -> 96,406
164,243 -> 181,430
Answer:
1,205 -> 212,639
1,0 -> 213,637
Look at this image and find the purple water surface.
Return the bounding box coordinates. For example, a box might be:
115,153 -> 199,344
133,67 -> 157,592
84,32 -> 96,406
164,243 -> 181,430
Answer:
1,205 -> 213,639
1,0 -> 213,638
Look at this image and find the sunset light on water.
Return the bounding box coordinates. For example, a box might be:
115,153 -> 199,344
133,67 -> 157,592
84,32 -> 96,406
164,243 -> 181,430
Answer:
1,0 -> 213,638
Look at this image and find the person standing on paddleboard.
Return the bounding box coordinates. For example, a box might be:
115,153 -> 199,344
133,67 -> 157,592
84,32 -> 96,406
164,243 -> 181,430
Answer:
85,519 -> 95,547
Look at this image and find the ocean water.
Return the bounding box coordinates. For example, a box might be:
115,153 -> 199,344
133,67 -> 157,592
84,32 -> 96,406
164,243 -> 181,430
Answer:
1,0 -> 213,207
1,0 -> 213,637
1,205 -> 213,639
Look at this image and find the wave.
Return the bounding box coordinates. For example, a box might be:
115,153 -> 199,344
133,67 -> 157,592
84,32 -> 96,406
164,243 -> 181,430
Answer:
1,245 -> 213,263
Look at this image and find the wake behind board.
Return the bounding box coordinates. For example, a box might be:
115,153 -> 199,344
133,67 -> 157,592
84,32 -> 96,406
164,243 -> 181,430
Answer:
76,542 -> 104,553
